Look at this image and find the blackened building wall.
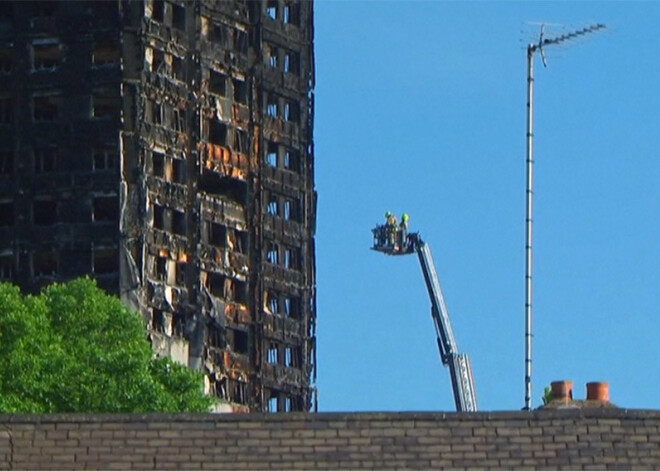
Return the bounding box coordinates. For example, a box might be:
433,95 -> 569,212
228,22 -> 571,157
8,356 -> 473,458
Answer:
0,0 -> 316,413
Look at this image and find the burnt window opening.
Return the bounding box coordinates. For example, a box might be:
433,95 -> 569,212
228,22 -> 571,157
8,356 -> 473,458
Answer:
207,271 -> 225,298
266,141 -> 278,167
0,256 -> 13,280
266,94 -> 278,118
154,255 -> 167,281
33,1 -> 58,18
206,221 -> 227,247
93,248 -> 118,275
284,295 -> 301,319
284,148 -> 300,172
267,242 -> 279,264
265,290 -> 279,314
175,261 -> 186,286
149,101 -> 162,125
93,195 -> 119,222
32,42 -> 60,70
151,308 -> 166,333
283,198 -> 302,222
34,147 -> 58,173
0,98 -> 12,124
230,329 -> 249,354
173,107 -> 186,132
172,314 -> 186,337
207,323 -> 223,349
233,129 -> 248,153
151,150 -> 165,177
286,345 -> 301,368
172,3 -> 185,31
267,193 -> 278,216
284,100 -> 299,122
227,379 -> 248,404
233,78 -> 248,105
266,1 -> 277,20
210,23 -> 227,45
93,147 -> 119,171
33,96 -> 60,122
286,395 -> 300,412
229,228 -> 248,254
206,272 -> 247,303
284,50 -> 299,75
33,200 -> 57,226
232,29 -> 248,54
93,95 -> 120,119
268,393 -> 278,412
93,40 -> 120,66
267,44 -> 278,68
151,48 -> 164,73
233,278 -> 248,304
151,0 -> 164,22
267,342 -> 278,364
153,203 -> 165,230
92,1 -> 118,17
208,119 -> 227,145
199,171 -> 247,205
172,157 -> 186,184
0,202 -> 13,226
0,150 -> 12,176
0,3 -> 14,27
283,3 -> 300,26
0,49 -> 12,73
284,247 -> 300,270
172,209 -> 186,235
172,55 -> 184,80
209,69 -> 226,96
33,251 -> 57,278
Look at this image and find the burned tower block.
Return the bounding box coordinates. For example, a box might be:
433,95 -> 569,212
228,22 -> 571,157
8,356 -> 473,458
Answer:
0,0 -> 316,412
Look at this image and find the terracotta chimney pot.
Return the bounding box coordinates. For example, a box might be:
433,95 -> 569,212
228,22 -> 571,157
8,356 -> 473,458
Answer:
551,380 -> 573,401
586,382 -> 609,402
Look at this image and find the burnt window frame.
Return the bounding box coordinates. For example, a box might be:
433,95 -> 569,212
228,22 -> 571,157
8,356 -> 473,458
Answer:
151,0 -> 164,22
92,246 -> 118,275
0,200 -> 13,227
0,97 -> 12,124
0,149 -> 12,176
92,194 -> 119,223
209,69 -> 227,96
32,40 -> 61,71
171,3 -> 186,31
93,146 -> 119,171
33,199 -> 58,226
34,147 -> 58,173
32,95 -> 60,122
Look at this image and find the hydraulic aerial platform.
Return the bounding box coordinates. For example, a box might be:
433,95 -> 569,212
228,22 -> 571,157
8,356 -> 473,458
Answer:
372,224 -> 478,412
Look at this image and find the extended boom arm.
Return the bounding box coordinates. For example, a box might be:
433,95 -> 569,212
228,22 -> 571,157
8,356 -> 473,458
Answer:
371,226 -> 478,412
411,234 -> 478,412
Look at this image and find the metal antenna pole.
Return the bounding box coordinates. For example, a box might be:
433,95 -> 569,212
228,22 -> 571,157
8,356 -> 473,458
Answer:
523,23 -> 605,411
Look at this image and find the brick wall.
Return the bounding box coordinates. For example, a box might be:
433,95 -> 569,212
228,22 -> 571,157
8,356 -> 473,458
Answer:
1,409 -> 659,470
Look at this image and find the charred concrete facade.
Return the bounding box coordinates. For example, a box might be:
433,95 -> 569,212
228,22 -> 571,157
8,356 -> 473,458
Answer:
0,1 -> 316,412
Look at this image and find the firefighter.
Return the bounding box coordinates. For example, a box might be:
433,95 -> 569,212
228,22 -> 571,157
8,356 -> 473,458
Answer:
385,211 -> 398,247
399,213 -> 409,249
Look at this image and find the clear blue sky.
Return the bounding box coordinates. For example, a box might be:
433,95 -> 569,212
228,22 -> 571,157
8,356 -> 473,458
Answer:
313,1 -> 660,412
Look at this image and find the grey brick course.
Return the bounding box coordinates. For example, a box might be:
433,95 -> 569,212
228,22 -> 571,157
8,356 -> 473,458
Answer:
0,409 -> 659,470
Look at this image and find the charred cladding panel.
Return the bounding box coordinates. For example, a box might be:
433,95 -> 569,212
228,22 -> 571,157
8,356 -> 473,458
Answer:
0,0 -> 315,413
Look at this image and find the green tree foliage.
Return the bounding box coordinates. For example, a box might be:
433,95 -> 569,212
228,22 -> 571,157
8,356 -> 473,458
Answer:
0,278 -> 214,413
